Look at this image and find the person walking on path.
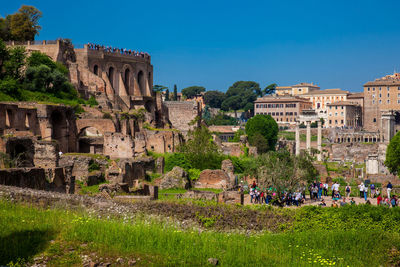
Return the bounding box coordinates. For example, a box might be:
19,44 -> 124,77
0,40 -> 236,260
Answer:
387,182 -> 393,199
363,183 -> 368,201
358,182 -> 364,198
345,184 -> 351,198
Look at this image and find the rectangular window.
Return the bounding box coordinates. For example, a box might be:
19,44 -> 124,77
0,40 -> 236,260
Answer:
368,87 -> 370,91
329,120 -> 332,124
388,93 -> 390,97
379,87 -> 382,91
341,120 -> 344,124
387,100 -> 390,104
379,100 -> 382,104
379,94 -> 381,98
373,88 -> 375,91
372,100 -> 375,104
388,87 -> 390,91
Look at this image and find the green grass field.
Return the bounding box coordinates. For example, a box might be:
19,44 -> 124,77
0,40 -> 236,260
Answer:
1,200 -> 400,266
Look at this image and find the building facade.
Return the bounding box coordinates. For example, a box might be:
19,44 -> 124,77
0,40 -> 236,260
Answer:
326,101 -> 362,128
363,73 -> 400,132
276,82 -> 320,96
301,89 -> 350,122
254,96 -> 312,125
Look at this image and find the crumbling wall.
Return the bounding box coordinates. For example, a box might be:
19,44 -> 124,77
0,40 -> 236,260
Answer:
103,133 -> 135,158
0,167 -> 67,192
163,101 -> 201,133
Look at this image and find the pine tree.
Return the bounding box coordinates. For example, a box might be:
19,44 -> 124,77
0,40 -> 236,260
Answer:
165,88 -> 170,101
173,84 -> 178,101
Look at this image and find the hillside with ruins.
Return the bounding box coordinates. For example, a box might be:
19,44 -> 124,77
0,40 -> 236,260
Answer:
2,3 -> 400,267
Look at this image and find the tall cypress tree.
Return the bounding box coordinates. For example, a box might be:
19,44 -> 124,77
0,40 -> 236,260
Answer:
165,88 -> 170,101
173,84 -> 178,101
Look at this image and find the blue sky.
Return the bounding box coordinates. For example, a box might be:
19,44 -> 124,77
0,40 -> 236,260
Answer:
2,0 -> 400,92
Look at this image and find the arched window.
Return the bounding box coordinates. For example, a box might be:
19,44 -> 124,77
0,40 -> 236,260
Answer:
94,65 -> 98,75
108,67 -> 115,88
124,68 -> 130,90
137,70 -> 144,95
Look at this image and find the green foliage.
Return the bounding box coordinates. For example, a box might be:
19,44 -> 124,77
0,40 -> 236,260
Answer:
173,84 -> 178,101
245,114 -> 278,152
221,81 -> 260,113
263,83 -> 277,96
178,126 -> 223,170
188,168 -> 201,180
87,96 -> 98,107
0,5 -> 42,41
248,150 -> 318,200
0,77 -> 21,98
181,86 -> 205,99
3,46 -> 26,80
164,153 -> 192,172
229,128 -> 245,142
88,160 -> 100,173
165,88 -> 170,101
385,131 -> 400,175
203,90 -> 226,108
250,133 -> 269,154
0,44 -> 89,110
152,84 -> 168,93
102,112 -> 112,119
2,200 -> 400,266
205,113 -> 238,126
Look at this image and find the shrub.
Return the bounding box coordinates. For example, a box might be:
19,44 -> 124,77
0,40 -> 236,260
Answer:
88,160 -> 100,172
188,168 -> 201,180
87,96 -> 98,107
102,112 -> 112,119
164,153 -> 192,172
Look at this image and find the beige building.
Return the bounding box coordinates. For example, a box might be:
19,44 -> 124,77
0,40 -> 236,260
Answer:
276,82 -> 320,96
326,101 -> 362,128
254,96 -> 312,125
363,73 -> 400,132
301,89 -> 350,122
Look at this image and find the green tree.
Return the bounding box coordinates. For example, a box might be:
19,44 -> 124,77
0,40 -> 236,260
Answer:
173,84 -> 178,101
263,83 -> 277,96
221,95 -> 242,118
0,77 -> 21,98
248,150 -> 318,203
229,128 -> 245,142
245,114 -> 278,152
153,84 -> 168,93
179,126 -> 222,170
385,131 -> 400,175
165,88 -> 170,101
205,112 -> 238,126
250,132 -> 269,154
204,90 -> 226,108
181,86 -> 205,99
8,5 -> 42,41
221,81 -> 260,115
3,46 -> 26,80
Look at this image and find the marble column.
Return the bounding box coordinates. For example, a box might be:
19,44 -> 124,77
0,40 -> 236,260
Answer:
317,120 -> 322,161
295,122 -> 300,156
306,121 -> 311,152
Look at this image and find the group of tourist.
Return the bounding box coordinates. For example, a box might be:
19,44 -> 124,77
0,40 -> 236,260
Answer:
87,43 -> 150,58
245,180 -> 398,208
247,181 -> 305,207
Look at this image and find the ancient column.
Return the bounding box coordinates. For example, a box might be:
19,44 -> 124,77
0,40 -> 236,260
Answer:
295,122 -> 300,156
317,120 -> 322,161
306,121 -> 311,152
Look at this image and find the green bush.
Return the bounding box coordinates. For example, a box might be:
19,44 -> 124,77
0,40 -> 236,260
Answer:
88,160 -> 100,172
87,96 -> 98,107
188,168 -> 201,180
164,153 -> 192,172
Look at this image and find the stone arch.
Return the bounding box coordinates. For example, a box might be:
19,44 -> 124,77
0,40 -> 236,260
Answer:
108,66 -> 115,89
122,64 -> 134,95
94,65 -> 99,76
137,70 -> 145,96
77,126 -> 104,154
50,110 -> 68,152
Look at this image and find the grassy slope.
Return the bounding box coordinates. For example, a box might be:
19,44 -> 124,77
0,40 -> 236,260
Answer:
1,200 -> 399,266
